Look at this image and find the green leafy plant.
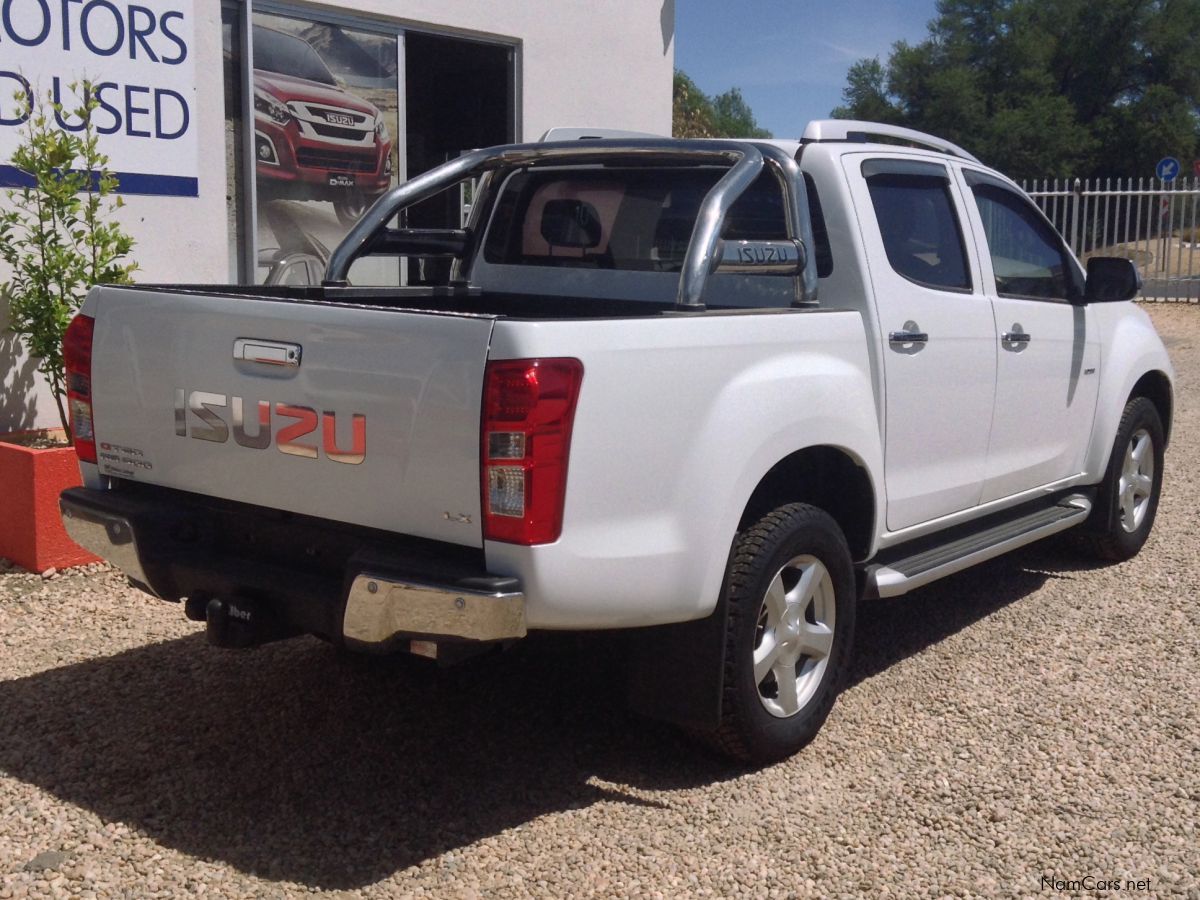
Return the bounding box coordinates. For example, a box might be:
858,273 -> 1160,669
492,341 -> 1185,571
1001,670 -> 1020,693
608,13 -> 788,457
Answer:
0,81 -> 137,440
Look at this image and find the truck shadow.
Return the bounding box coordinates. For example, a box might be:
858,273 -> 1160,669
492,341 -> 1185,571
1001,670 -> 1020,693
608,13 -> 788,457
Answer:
0,540 -> 1107,888
0,624 -> 710,888
845,537 -> 1099,689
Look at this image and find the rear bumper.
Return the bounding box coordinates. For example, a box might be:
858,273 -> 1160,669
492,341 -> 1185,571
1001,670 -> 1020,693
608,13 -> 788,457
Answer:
59,485 -> 525,647
343,573 -> 525,644
61,493 -> 152,589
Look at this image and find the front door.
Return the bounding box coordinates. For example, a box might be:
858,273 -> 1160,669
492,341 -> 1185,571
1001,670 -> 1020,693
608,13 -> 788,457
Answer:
958,171 -> 1100,503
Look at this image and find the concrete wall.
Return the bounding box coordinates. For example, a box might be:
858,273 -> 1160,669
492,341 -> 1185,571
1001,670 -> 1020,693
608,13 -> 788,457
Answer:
1,0 -> 675,431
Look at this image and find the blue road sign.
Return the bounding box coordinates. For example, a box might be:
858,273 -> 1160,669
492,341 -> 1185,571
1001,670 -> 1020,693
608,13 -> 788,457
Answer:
1156,157 -> 1181,182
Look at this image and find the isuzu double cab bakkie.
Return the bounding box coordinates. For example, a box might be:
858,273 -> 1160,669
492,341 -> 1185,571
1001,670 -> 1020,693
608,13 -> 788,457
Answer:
60,121 -> 1174,762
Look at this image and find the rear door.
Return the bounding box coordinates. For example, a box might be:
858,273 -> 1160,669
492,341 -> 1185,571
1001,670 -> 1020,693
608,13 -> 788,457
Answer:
957,170 -> 1100,503
846,155 -> 997,531
89,287 -> 495,547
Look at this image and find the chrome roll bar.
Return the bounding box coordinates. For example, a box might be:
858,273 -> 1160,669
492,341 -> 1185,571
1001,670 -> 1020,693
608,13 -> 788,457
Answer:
757,143 -> 818,306
325,139 -> 806,308
671,143 -> 763,308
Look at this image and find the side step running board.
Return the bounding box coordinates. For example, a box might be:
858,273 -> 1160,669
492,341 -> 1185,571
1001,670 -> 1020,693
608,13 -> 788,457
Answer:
865,494 -> 1092,599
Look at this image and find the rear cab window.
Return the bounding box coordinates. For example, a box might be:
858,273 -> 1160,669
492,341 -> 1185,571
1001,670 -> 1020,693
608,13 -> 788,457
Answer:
477,164 -> 833,306
483,168 -> 793,271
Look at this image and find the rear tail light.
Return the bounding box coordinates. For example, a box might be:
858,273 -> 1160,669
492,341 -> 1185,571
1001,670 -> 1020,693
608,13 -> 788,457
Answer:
481,358 -> 584,545
62,313 -> 97,463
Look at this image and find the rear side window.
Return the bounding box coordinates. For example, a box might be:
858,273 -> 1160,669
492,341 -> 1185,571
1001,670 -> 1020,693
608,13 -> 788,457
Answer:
865,171 -> 971,291
969,183 -> 1080,300
804,173 -> 833,278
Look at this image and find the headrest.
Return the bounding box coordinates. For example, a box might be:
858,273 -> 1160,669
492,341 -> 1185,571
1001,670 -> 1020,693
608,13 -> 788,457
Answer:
540,199 -> 603,249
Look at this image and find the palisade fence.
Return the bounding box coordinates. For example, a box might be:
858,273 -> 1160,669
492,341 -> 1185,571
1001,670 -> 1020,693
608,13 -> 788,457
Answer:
1020,176 -> 1200,302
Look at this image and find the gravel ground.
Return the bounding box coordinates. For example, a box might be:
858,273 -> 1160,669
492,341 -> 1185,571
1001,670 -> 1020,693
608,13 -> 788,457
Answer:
1,304 -> 1198,899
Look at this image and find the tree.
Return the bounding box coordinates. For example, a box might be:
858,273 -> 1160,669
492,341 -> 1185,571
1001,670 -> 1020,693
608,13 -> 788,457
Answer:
711,88 -> 772,139
0,84 -> 137,438
831,59 -> 897,123
833,0 -> 1200,178
673,71 -> 772,139
673,71 -> 715,138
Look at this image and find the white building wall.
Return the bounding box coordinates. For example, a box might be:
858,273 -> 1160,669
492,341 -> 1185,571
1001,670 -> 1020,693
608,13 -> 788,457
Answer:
350,0 -> 676,138
1,0 -> 674,431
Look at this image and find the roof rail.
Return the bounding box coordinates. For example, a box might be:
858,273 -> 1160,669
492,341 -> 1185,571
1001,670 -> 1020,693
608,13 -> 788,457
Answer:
801,119 -> 981,164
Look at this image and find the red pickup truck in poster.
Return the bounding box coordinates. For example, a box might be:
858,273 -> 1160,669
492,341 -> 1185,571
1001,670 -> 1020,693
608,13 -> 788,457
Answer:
252,25 -> 394,225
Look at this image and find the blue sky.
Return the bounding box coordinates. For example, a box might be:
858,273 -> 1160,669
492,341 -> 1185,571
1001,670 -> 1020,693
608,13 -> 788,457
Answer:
674,0 -> 939,139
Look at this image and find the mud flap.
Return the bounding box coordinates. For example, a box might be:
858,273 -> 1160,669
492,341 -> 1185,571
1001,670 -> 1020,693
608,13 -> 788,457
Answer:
625,592 -> 729,730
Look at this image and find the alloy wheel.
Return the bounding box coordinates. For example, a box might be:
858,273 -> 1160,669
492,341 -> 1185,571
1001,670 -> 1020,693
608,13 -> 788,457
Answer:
752,554 -> 836,718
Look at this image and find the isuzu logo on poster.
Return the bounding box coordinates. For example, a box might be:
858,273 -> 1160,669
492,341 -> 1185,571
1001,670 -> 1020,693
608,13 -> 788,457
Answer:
0,0 -> 197,197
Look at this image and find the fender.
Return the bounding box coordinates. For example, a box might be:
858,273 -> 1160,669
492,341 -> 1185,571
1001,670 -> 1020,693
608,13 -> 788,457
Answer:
485,308 -> 884,630
1082,303 -> 1175,482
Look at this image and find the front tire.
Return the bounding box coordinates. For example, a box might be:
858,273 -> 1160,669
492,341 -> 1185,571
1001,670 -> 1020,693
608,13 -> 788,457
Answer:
333,190 -> 381,227
1080,396 -> 1165,561
705,503 -> 856,763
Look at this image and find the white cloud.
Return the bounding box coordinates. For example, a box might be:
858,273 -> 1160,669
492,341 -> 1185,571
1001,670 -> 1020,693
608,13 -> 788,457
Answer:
816,40 -> 871,62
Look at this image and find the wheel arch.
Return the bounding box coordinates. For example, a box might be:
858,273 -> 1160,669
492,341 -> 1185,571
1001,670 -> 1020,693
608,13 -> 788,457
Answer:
629,446 -> 874,736
1131,369 -> 1173,447
738,445 -> 877,563
1086,366 -> 1175,483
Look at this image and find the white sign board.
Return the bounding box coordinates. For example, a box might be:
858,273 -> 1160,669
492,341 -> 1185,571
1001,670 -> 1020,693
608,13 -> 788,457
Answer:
0,0 -> 197,196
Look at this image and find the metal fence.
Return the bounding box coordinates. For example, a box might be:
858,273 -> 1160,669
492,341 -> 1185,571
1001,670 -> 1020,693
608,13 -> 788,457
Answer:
1020,176 -> 1200,302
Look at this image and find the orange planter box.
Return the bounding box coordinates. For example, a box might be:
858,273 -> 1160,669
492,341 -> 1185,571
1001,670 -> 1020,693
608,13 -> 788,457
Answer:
0,434 -> 99,571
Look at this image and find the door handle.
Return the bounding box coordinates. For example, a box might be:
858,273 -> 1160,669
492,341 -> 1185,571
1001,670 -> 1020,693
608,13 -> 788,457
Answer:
233,338 -> 302,367
1001,331 -> 1032,344
888,330 -> 929,344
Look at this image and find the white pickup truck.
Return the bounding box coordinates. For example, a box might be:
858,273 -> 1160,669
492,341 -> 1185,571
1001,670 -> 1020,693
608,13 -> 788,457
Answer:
60,121 -> 1174,762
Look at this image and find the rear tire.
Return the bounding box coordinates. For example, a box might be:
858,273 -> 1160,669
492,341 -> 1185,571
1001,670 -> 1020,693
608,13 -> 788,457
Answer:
702,503 -> 856,764
1079,396 -> 1164,561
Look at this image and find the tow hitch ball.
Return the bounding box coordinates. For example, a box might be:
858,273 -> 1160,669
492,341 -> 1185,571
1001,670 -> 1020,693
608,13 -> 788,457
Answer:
186,594 -> 291,648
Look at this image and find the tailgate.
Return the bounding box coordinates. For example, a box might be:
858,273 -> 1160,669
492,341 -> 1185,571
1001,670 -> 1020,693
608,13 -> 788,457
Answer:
88,286 -> 495,548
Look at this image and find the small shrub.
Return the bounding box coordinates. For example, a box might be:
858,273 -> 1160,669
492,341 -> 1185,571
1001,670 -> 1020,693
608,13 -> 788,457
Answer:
0,81 -> 137,439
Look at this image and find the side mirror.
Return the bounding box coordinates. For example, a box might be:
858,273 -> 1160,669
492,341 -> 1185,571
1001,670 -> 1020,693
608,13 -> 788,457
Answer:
1084,256 -> 1141,303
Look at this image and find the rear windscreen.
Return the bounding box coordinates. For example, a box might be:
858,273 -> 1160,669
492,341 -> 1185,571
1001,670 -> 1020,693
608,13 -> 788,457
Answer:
482,168 -> 789,272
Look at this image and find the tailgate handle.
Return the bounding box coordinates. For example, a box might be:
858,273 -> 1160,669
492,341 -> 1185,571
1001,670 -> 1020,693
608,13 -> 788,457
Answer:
234,338 -> 301,368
